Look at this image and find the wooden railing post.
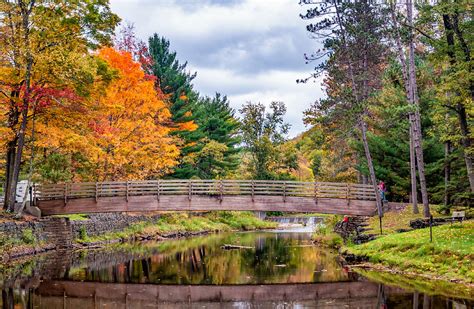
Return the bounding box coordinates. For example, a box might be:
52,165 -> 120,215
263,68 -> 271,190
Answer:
346,183 -> 351,206
64,183 -> 68,205
188,180 -> 192,201
251,180 -> 255,202
95,182 -> 98,203
157,180 -> 160,201
283,181 -> 286,202
126,181 -> 129,202
219,180 -> 223,201
314,182 -> 318,204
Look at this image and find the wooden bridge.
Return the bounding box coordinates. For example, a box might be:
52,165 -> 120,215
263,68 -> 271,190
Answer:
34,180 -> 377,216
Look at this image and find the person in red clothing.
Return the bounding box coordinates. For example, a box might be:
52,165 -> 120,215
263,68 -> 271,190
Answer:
378,181 -> 387,202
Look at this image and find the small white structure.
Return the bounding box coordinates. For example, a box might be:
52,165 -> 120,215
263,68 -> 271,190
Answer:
16,180 -> 30,203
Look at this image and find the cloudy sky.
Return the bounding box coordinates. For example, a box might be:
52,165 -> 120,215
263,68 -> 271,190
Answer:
110,0 -> 325,136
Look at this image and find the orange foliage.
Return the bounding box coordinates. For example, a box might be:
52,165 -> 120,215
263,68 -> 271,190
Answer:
91,47 -> 179,180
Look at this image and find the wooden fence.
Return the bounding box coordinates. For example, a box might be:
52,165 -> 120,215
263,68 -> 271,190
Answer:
34,180 -> 376,203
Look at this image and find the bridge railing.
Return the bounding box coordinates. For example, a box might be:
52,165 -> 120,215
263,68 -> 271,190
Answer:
34,180 -> 376,202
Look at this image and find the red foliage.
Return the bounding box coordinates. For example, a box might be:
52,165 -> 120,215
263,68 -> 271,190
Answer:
10,84 -> 83,112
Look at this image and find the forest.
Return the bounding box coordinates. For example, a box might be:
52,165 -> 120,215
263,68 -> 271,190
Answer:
0,0 -> 472,214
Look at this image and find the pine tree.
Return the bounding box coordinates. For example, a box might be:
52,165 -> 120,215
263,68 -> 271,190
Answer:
147,34 -> 202,178
193,93 -> 241,179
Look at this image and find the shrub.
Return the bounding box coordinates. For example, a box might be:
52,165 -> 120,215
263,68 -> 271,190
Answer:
79,226 -> 89,241
21,229 -> 35,245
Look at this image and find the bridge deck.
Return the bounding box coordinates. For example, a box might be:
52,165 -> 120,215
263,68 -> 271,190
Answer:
34,180 -> 377,216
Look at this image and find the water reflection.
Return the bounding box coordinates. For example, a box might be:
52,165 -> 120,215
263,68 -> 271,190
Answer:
1,231 -> 473,308
68,232 -> 349,285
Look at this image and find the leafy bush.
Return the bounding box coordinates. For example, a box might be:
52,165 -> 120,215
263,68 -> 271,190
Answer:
79,227 -> 89,241
21,229 -> 36,245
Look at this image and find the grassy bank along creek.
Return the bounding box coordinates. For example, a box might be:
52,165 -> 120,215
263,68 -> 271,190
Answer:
344,221 -> 473,285
74,211 -> 277,245
311,214 -> 344,248
311,207 -> 473,289
0,211 -> 276,263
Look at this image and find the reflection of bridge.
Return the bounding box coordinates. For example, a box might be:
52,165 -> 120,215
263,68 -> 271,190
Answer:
34,180 -> 377,216
34,280 -> 406,308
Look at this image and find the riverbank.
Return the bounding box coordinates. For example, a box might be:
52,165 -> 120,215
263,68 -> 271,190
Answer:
309,208 -> 473,290
0,211 -> 276,262
343,221 -> 474,285
74,211 -> 277,246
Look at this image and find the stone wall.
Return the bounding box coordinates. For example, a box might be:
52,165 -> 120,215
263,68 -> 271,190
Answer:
70,213 -> 161,239
0,220 -> 47,243
0,213 -> 162,248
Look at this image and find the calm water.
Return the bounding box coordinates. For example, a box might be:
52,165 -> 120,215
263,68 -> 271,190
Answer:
1,230 -> 473,308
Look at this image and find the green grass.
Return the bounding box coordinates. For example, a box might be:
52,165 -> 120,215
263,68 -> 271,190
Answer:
0,228 -> 40,253
312,215 -> 344,248
52,214 -> 89,221
355,269 -> 474,300
76,211 -> 277,244
368,206 -> 444,235
346,221 -> 474,283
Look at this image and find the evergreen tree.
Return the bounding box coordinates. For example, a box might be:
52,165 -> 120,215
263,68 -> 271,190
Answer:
147,34 -> 202,178
193,93 -> 241,179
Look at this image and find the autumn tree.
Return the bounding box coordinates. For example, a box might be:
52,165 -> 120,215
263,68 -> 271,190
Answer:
0,0 -> 119,211
90,47 -> 179,180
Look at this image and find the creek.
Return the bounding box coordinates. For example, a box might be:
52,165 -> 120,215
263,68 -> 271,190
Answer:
0,220 -> 472,308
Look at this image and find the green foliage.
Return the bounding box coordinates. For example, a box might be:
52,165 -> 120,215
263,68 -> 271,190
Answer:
36,153 -> 73,183
312,215 -> 343,248
362,58 -> 472,205
148,38 -> 241,180
191,94 -> 241,179
147,34 -> 203,179
21,229 -> 35,245
79,227 -> 89,242
239,101 -> 297,180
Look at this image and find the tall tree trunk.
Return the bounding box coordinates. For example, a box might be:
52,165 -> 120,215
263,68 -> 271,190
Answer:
334,2 -> 383,217
442,13 -> 474,192
360,117 -> 383,217
4,141 -> 17,211
390,4 -> 420,214
444,140 -> 451,210
456,104 -> 474,191
407,0 -> 430,217
5,0 -> 34,212
6,101 -> 30,211
4,92 -> 20,211
409,126 -> 418,213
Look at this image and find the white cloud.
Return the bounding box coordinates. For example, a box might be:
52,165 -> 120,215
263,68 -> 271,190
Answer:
110,0 -> 326,136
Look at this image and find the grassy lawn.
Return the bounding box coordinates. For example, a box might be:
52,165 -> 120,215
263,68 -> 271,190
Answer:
346,221 -> 474,283
368,206 -> 444,235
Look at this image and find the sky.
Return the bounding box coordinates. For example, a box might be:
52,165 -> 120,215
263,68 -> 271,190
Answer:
110,0 -> 325,137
